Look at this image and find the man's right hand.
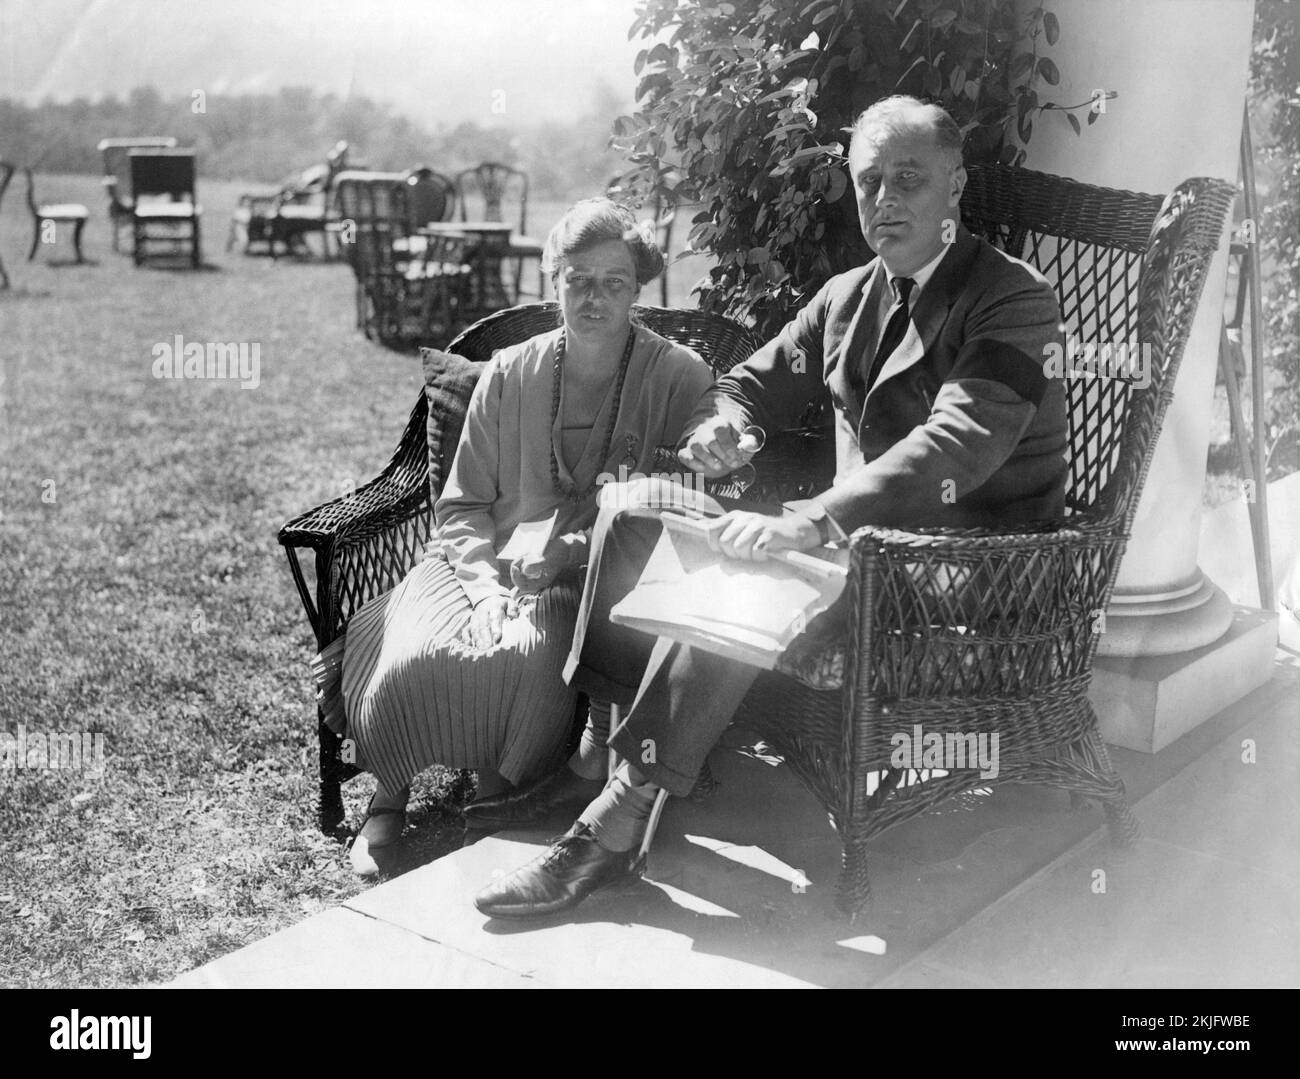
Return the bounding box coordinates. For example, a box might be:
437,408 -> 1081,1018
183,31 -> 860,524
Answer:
464,594 -> 518,650
678,416 -> 755,478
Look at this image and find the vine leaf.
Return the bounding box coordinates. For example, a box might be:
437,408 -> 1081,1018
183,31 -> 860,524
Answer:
618,0 -> 1072,335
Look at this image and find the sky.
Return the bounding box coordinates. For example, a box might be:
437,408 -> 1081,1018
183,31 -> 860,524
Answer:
0,0 -> 646,127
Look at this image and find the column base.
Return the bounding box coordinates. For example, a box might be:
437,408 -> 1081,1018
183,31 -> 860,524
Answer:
1089,606 -> 1278,753
1096,574 -> 1236,657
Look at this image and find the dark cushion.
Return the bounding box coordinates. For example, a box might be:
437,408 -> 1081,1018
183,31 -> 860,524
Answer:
421,347 -> 484,501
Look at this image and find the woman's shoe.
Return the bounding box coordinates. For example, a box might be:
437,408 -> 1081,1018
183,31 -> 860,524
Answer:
349,787 -> 409,877
463,766 -> 603,831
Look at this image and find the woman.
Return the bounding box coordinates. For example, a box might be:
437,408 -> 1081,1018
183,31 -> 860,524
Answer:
315,198 -> 713,875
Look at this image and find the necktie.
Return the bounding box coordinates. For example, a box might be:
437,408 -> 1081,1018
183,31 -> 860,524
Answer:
863,275 -> 915,394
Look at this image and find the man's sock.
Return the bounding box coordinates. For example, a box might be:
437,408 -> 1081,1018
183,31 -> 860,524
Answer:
567,699 -> 612,782
578,760 -> 659,852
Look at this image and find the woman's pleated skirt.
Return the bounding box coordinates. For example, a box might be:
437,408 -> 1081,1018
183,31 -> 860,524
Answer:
312,555 -> 582,794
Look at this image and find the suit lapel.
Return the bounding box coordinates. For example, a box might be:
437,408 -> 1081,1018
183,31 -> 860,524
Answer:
864,228 -> 980,405
831,260 -> 886,419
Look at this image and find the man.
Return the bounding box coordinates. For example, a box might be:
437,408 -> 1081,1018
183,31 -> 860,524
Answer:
472,95 -> 1068,918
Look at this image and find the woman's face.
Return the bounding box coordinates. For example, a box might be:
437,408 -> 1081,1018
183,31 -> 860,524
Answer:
556,239 -> 640,348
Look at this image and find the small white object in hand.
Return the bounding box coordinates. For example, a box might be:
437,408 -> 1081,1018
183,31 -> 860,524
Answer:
736,425 -> 766,455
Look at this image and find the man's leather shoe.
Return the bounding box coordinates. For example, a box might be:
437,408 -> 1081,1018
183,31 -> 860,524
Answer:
473,822 -> 642,918
463,766 -> 603,830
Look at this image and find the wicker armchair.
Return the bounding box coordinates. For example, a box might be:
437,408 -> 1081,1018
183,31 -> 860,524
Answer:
332,171 -> 471,347
279,304 -> 764,831
97,136 -> 178,252
733,165 -> 1235,914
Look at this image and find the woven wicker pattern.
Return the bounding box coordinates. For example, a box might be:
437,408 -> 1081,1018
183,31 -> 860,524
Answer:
743,168 -> 1234,913
333,172 -> 470,346
963,164 -> 1168,519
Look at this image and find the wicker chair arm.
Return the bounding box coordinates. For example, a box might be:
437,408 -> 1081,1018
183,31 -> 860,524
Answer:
277,463 -> 431,647
278,460 -> 430,553
846,516 -> 1115,554
278,388 -> 435,646
838,518 -> 1128,704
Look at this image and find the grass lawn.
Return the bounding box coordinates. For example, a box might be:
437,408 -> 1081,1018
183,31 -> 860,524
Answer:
0,173 -> 546,987
0,172 -> 716,987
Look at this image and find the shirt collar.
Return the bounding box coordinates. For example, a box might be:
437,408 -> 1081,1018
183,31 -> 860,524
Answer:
884,242 -> 951,302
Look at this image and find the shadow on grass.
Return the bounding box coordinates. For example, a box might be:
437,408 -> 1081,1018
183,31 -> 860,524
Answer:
266,251 -> 346,266
36,257 -> 101,268
133,259 -> 226,273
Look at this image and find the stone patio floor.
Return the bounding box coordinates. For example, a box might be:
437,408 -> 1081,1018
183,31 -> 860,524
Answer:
170,651 -> 1299,988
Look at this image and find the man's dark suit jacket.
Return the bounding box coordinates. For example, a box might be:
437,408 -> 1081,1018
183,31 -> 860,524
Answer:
690,227 -> 1069,530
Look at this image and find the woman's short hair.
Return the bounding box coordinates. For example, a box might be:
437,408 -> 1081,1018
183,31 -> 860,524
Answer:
541,197 -> 665,286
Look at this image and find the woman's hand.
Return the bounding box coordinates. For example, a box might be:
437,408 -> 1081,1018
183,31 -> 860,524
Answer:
464,594 -> 518,650
509,539 -> 572,595
711,510 -> 821,561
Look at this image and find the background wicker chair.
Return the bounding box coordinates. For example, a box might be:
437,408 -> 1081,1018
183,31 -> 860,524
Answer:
279,303 -> 762,832
97,136 -> 177,252
333,170 -> 471,347
333,171 -> 402,333
279,169 -> 1235,918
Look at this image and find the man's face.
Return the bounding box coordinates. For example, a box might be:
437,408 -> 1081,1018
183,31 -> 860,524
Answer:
849,127 -> 965,276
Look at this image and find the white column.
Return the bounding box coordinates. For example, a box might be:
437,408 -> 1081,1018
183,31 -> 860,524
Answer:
1016,0 -> 1255,657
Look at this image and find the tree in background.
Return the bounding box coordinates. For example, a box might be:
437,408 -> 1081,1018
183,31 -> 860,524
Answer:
0,87 -> 430,182
1250,0 -> 1299,478
612,0 -> 1092,336
0,85 -> 621,206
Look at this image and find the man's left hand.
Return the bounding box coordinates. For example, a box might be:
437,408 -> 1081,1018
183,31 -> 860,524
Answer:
711,511 -> 821,562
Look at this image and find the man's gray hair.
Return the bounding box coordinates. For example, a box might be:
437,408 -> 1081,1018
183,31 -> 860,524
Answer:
848,95 -> 964,166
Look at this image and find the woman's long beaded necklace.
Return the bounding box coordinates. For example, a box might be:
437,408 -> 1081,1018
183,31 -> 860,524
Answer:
550,326 -> 636,503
